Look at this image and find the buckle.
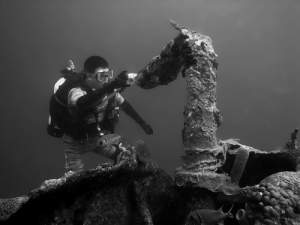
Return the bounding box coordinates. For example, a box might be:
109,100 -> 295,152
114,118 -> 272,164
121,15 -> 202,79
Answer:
97,125 -> 105,136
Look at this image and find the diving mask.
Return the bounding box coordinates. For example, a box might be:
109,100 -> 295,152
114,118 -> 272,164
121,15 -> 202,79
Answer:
95,69 -> 114,83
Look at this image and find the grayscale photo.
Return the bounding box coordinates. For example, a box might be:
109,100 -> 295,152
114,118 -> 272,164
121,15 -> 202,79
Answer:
0,0 -> 299,224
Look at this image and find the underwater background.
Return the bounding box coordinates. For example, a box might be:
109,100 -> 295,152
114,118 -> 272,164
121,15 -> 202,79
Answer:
0,0 -> 299,197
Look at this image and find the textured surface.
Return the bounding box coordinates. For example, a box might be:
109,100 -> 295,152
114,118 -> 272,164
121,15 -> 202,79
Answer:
0,197 -> 28,222
137,22 -> 229,191
238,171 -> 300,225
0,149 -> 299,225
171,23 -> 229,190
0,163 -> 176,225
136,35 -> 184,89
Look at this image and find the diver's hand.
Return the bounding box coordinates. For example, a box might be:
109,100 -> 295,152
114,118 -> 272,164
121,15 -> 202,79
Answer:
114,70 -> 130,88
127,72 -> 138,85
114,71 -> 137,88
142,123 -> 154,135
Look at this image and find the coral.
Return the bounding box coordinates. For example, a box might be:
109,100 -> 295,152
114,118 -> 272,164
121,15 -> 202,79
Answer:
137,21 -> 230,192
0,149 -> 299,225
0,163 -> 176,225
237,171 -> 300,225
0,197 -> 28,222
175,23 -> 228,190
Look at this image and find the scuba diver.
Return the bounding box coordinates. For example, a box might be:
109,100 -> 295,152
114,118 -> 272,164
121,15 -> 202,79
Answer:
47,56 -> 153,173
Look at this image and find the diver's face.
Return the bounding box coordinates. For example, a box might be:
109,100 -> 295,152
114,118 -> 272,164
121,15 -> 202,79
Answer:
93,67 -> 113,84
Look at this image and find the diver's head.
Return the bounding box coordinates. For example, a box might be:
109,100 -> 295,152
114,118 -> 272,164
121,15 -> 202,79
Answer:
84,56 -> 113,84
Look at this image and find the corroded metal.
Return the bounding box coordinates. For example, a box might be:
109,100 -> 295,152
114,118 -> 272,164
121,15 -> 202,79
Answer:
137,22 -> 230,191
173,23 -> 230,191
172,23 -> 229,190
136,34 -> 184,89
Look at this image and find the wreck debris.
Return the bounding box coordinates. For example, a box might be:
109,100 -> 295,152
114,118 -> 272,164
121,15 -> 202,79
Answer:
221,139 -> 300,187
137,21 -> 230,191
136,22 -> 300,224
171,22 -> 230,190
0,164 -> 173,225
229,147 -> 249,185
136,32 -> 184,89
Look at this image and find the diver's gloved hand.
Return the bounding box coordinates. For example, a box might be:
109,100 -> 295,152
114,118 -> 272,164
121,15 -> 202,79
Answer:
141,123 -> 154,135
114,70 -> 130,88
114,71 -> 137,88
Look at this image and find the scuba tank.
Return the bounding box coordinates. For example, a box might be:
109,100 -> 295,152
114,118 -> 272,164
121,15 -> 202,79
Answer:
47,60 -> 86,139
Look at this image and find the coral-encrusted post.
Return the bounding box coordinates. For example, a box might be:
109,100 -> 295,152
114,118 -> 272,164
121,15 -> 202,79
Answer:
137,22 -> 231,191
171,23 -> 230,191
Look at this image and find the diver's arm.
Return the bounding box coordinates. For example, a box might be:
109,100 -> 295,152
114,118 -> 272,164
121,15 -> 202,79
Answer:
120,99 -> 153,135
76,71 -> 130,111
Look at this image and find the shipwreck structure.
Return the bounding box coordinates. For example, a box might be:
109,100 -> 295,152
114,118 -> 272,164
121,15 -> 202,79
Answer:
137,21 -> 232,191
0,22 -> 299,225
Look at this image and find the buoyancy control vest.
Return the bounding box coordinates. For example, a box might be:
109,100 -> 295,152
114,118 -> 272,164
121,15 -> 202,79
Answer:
47,72 -> 120,139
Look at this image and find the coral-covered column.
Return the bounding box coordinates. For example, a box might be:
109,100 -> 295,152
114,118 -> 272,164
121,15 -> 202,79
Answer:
137,22 -> 231,191
171,23 -> 230,191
